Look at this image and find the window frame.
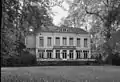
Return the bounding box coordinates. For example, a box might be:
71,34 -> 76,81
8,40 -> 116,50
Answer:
39,37 -> 44,47
69,37 -> 74,46
47,37 -> 52,47
77,38 -> 81,47
63,37 -> 67,46
55,37 -> 60,46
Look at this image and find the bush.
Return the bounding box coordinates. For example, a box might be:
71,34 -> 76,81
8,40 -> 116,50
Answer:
1,51 -> 37,67
112,52 -> 120,65
104,52 -> 120,65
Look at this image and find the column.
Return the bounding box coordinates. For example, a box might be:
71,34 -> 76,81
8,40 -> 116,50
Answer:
73,50 -> 76,60
67,50 -> 69,59
60,50 -> 62,59
53,49 -> 56,59
36,49 -> 39,58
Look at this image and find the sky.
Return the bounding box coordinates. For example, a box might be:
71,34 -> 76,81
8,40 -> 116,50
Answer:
51,0 -> 91,30
51,1 -> 70,25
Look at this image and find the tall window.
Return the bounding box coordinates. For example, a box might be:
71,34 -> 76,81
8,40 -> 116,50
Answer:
56,50 -> 60,59
38,50 -> 44,59
63,37 -> 67,46
39,37 -> 44,47
84,38 -> 88,47
46,50 -> 52,59
76,50 -> 81,59
69,38 -> 73,46
77,38 -> 81,47
62,50 -> 67,59
47,37 -> 52,46
83,50 -> 88,59
55,37 -> 60,46
69,50 -> 74,59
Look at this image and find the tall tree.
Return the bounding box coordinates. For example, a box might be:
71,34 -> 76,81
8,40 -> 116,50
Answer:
1,0 -> 54,57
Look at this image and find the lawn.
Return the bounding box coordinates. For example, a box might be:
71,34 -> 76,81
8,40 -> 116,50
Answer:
1,66 -> 120,82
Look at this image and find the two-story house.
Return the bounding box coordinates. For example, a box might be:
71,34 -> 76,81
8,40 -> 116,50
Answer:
25,25 -> 91,61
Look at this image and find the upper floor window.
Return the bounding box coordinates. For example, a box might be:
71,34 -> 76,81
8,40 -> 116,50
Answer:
63,37 -> 67,46
39,37 -> 44,47
55,37 -> 60,46
77,38 -> 81,47
69,38 -> 73,46
47,37 -> 52,46
84,38 -> 88,47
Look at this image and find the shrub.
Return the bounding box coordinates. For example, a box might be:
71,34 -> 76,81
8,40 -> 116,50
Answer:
19,51 -> 37,66
1,51 -> 37,67
112,52 -> 120,65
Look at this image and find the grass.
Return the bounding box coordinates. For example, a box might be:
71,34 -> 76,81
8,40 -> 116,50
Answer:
1,66 -> 120,82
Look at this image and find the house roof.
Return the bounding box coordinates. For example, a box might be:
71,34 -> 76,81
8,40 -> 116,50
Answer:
34,25 -> 88,34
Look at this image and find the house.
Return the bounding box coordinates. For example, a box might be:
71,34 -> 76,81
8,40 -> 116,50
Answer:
25,25 -> 92,61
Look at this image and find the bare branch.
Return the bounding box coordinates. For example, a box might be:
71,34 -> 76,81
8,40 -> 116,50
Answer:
85,6 -> 105,22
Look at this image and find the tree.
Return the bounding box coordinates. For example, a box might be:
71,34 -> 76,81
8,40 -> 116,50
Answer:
1,0 -> 54,66
63,0 -> 120,64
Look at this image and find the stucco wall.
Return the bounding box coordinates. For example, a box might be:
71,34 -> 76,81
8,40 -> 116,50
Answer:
25,35 -> 36,48
35,32 -> 91,50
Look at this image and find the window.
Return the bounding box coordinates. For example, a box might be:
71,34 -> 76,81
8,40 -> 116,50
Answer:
38,50 -> 44,59
76,50 -> 81,59
83,50 -> 88,59
62,50 -> 67,59
46,50 -> 53,59
56,50 -> 60,59
69,50 -> 74,59
47,37 -> 52,46
77,38 -> 81,47
69,38 -> 73,46
55,37 -> 60,46
63,37 -> 67,46
84,38 -> 88,47
39,37 -> 44,47
62,28 -> 67,32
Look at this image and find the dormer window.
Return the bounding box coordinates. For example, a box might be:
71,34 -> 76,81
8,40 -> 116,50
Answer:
62,28 -> 68,32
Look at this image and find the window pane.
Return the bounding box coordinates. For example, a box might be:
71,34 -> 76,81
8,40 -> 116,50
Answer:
63,37 -> 67,46
39,37 -> 44,47
76,50 -> 81,59
39,51 -> 44,58
47,37 -> 52,46
63,50 -> 67,59
47,50 -> 53,59
56,50 -> 60,59
69,38 -> 73,46
84,38 -> 88,47
69,50 -> 73,59
56,37 -> 60,46
83,50 -> 88,58
77,38 -> 80,47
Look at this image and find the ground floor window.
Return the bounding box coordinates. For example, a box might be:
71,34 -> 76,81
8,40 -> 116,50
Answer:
76,50 -> 81,59
38,50 -> 44,59
56,50 -> 60,59
46,50 -> 53,59
62,50 -> 67,59
83,50 -> 89,59
69,50 -> 74,59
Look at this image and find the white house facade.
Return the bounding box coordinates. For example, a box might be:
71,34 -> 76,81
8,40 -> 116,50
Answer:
25,25 -> 92,61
